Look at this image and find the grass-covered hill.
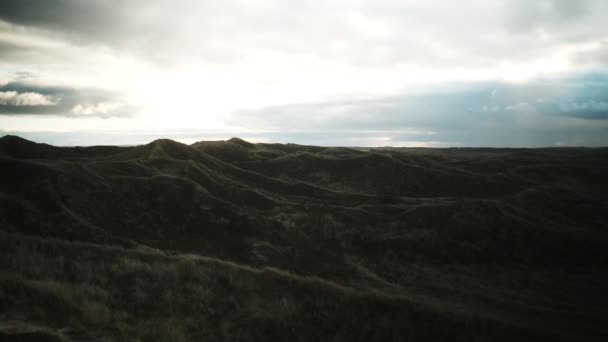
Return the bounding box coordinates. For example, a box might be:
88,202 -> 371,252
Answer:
1,135 -> 607,341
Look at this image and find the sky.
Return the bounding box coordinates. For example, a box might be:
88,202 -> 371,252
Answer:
0,0 -> 607,147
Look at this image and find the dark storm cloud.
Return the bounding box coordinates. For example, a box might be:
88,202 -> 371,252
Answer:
230,72 -> 608,146
0,1 -> 245,64
0,82 -> 135,118
0,0 -> 124,42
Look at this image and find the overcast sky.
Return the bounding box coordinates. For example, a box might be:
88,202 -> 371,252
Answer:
1,0 -> 607,146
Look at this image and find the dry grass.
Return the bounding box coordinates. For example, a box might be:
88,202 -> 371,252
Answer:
0,231 -> 560,342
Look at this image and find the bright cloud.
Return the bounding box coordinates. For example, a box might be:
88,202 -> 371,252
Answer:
0,91 -> 59,106
71,102 -> 127,117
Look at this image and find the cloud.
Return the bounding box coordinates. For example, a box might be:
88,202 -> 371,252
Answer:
0,0 -> 606,68
0,90 -> 59,106
507,0 -> 597,30
0,82 -> 136,118
0,1 -> 125,44
559,100 -> 608,119
574,41 -> 608,67
70,102 -> 133,117
229,71 -> 608,146
505,102 -> 533,112
0,1 -> 607,147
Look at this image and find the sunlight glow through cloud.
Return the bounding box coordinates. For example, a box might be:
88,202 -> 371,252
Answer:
0,0 -> 607,146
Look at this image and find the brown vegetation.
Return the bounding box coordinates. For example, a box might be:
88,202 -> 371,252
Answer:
1,135 -> 607,341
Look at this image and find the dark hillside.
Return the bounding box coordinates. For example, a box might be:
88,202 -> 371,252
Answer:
1,135 -> 607,341
0,135 -> 63,159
